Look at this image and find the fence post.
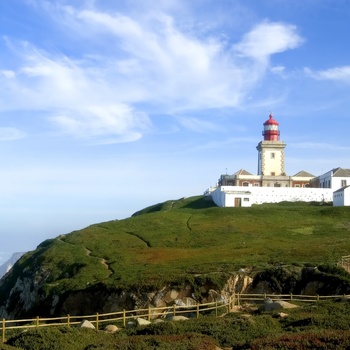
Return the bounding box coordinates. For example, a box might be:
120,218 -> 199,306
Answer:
173,304 -> 176,316
123,310 -> 126,327
67,314 -> 70,328
36,316 -> 39,328
237,293 -> 240,306
317,295 -> 320,301
148,306 -> 151,321
290,293 -> 293,301
2,319 -> 5,344
215,301 -> 218,317
95,313 -> 99,331
196,303 -> 199,318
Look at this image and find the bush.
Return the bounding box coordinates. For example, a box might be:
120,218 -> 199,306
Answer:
112,334 -> 216,350
244,329 -> 350,349
132,314 -> 282,348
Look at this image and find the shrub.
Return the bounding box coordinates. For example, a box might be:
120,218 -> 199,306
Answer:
244,329 -> 350,350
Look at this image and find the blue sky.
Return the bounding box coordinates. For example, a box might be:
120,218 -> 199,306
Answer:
0,0 -> 350,260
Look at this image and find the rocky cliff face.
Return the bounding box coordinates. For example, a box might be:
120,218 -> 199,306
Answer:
0,258 -> 253,319
1,255 -> 349,320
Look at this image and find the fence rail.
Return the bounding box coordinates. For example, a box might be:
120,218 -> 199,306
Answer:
1,292 -> 350,343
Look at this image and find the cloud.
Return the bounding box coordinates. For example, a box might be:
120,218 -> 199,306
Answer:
293,142 -> 350,151
0,43 -> 151,143
177,117 -> 222,133
234,22 -> 303,60
50,105 -> 150,143
304,66 -> 350,83
0,128 -> 26,141
0,3 -> 303,142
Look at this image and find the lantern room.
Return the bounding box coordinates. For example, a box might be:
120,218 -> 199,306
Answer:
263,114 -> 280,141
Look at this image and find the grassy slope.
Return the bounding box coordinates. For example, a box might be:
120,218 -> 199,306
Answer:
10,196 -> 350,294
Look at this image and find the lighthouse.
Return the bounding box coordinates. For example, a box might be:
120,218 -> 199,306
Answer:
257,114 -> 286,177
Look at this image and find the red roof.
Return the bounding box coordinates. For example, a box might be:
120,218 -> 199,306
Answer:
263,114 -> 279,126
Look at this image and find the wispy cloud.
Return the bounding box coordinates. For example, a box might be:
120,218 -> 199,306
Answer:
0,3 -> 303,143
0,127 -> 26,141
234,22 -> 303,61
177,117 -> 222,133
293,142 -> 350,151
304,66 -> 350,83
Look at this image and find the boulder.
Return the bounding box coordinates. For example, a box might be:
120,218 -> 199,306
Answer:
136,317 -> 151,326
78,320 -> 95,329
153,318 -> 164,324
104,324 -> 119,333
276,301 -> 299,309
168,315 -> 188,321
262,298 -> 298,312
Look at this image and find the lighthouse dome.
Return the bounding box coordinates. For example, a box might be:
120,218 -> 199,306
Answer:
264,114 -> 279,126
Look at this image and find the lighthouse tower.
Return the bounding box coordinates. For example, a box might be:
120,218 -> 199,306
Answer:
257,114 -> 286,176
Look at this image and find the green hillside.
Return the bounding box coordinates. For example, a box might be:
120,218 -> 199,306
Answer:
6,196 -> 350,299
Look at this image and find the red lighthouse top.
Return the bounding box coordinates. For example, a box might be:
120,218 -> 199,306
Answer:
262,114 -> 280,141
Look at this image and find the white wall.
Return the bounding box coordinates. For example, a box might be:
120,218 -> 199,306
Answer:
333,191 -> 344,207
333,188 -> 350,207
211,186 -> 333,208
331,177 -> 349,191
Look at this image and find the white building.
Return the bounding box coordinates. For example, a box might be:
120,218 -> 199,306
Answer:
310,168 -> 350,190
207,114 -> 350,207
333,186 -> 350,207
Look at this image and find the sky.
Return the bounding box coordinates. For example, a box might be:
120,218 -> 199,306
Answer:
0,0 -> 350,261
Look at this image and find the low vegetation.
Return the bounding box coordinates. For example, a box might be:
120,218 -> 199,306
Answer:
3,299 -> 350,349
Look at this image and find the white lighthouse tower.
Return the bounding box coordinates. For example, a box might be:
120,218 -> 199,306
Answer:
256,114 -> 286,176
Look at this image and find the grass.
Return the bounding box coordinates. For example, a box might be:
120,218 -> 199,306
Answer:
1,196 -> 350,313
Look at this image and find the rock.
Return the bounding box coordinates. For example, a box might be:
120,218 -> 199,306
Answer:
170,290 -> 179,300
136,317 -> 151,326
127,320 -> 136,328
79,320 -> 95,329
153,318 -> 164,324
262,299 -> 298,312
174,299 -> 186,306
168,315 -> 188,321
104,324 -> 119,333
277,312 -> 289,318
276,301 -> 299,309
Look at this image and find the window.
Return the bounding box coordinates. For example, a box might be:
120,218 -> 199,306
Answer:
254,183 -> 259,187
242,182 -> 249,187
341,180 -> 347,187
295,184 -> 300,187
271,153 -> 275,159
274,183 -> 281,187
244,198 -> 249,202
271,172 -> 275,176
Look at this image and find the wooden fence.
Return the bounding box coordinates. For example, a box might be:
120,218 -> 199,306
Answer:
1,292 -> 349,343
